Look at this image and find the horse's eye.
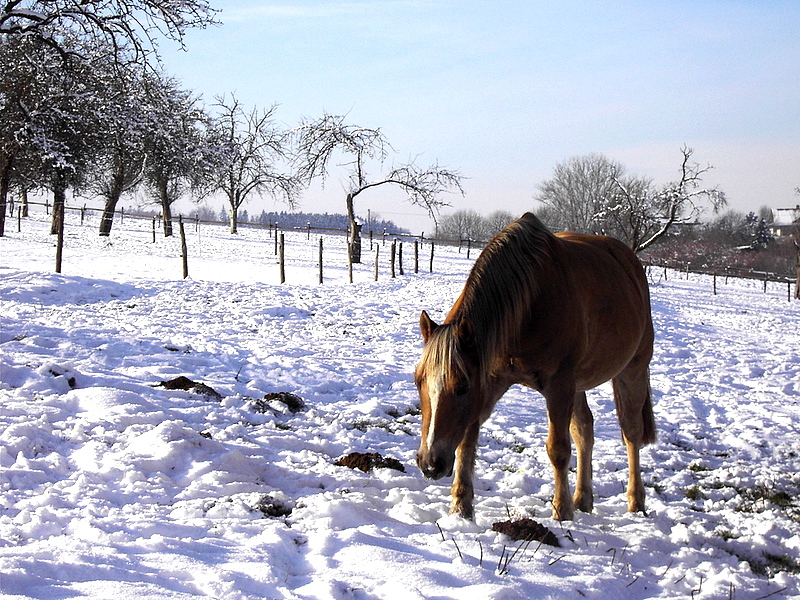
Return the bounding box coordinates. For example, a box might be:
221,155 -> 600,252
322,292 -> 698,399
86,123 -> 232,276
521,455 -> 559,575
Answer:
455,380 -> 470,397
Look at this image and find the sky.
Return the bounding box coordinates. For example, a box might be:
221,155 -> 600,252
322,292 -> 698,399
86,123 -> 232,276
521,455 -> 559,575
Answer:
160,0 -> 800,233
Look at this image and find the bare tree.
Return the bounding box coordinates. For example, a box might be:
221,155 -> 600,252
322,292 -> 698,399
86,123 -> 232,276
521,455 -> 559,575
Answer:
535,148 -> 726,253
94,65 -> 149,236
534,154 -> 623,234
209,95 -> 300,234
295,113 -> 463,262
606,147 -> 726,253
141,75 -> 209,237
484,210 -> 515,237
438,209 -> 486,241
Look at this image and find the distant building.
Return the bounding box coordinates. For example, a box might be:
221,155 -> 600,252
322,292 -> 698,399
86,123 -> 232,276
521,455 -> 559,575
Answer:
770,205 -> 800,237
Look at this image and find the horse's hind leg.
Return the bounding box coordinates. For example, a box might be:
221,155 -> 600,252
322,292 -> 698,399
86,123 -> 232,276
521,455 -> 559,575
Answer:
571,391 -> 594,513
612,362 -> 655,514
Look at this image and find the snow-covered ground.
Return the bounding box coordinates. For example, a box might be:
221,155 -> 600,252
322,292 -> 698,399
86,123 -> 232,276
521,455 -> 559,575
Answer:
2,210 -> 799,600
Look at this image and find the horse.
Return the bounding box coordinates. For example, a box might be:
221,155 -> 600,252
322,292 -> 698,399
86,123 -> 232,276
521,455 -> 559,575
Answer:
414,212 -> 655,521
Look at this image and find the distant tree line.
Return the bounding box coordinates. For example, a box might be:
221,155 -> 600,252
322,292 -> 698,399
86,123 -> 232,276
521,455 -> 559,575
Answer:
436,209 -> 516,242
212,208 -> 407,234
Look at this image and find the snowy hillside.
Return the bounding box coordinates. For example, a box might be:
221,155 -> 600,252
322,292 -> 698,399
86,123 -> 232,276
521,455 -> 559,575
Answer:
1,211 -> 799,599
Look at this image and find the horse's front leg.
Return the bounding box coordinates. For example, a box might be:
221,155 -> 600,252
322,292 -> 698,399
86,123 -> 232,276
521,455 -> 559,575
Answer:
545,387 -> 575,521
571,391 -> 594,513
450,421 -> 480,520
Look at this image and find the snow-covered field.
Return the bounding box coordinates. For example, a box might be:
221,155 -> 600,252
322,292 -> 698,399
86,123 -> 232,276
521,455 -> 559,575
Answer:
2,210 -> 799,600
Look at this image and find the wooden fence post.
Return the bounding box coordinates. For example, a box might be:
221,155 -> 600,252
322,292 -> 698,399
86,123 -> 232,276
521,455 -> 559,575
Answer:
152,217 -> 156,243
374,246 -> 380,281
318,237 -> 323,284
347,242 -> 353,284
467,239 -> 472,259
179,216 -> 189,279
713,272 -> 717,295
279,233 -> 285,283
17,206 -> 21,233
398,241 -> 404,276
429,242 -> 435,273
390,240 -> 396,278
414,240 -> 419,274
274,224 -> 279,255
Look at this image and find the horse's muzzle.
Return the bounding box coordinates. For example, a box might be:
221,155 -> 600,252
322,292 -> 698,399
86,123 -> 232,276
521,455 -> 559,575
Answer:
416,452 -> 454,480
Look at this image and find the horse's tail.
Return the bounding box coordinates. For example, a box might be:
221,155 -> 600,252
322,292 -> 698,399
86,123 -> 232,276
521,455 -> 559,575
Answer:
641,381 -> 657,446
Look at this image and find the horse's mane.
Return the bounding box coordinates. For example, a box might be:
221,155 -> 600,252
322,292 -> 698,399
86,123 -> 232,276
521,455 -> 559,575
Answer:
426,213 -> 554,389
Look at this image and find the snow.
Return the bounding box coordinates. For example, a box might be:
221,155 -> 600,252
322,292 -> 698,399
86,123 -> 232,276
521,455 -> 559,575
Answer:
2,210 -> 799,599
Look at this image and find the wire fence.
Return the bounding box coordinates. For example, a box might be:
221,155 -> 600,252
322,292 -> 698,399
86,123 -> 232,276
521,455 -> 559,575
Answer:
6,199 -> 798,299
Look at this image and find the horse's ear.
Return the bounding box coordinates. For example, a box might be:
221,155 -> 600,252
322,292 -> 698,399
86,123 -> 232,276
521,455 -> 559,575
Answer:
456,318 -> 475,350
419,311 -> 439,342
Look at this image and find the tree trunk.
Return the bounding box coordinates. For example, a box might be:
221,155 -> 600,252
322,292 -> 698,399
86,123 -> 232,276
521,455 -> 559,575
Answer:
346,192 -> 362,264
50,179 -> 67,235
160,179 -> 173,237
99,192 -> 121,236
0,155 -> 11,238
229,203 -> 238,234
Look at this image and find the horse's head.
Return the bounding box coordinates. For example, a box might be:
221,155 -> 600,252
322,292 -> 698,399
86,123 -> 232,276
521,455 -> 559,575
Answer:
415,310 -> 482,480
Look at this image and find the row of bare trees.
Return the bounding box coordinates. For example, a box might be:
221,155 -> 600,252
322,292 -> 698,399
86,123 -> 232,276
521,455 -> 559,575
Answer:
534,148 -> 727,253
1,1 -> 464,262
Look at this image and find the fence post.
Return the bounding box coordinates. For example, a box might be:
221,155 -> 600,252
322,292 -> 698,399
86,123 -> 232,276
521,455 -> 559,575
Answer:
374,246 -> 380,281
120,207 -> 124,225
152,217 -> 156,243
763,274 -> 767,293
713,272 -> 717,295
390,240 -> 396,278
307,222 -> 311,240
279,233 -> 285,284
467,239 -> 472,259
274,224 -> 279,255
80,205 -> 85,225
429,242 -> 435,273
318,237 -> 323,284
17,206 -> 22,233
414,240 -> 419,274
347,242 -> 353,284
179,216 -> 189,279
398,241 -> 404,276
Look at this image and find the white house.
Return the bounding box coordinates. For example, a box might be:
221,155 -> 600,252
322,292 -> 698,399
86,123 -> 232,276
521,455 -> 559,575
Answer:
771,206 -> 800,237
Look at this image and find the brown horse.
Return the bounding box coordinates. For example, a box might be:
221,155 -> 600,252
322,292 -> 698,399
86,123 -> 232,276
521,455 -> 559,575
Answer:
414,213 -> 655,521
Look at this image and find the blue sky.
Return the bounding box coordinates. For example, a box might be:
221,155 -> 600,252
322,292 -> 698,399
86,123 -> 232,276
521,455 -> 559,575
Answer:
162,1 -> 800,232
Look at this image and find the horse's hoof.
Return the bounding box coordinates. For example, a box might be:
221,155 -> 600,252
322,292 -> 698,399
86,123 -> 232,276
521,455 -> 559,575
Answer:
552,504 -> 575,521
449,503 -> 474,521
574,494 -> 594,513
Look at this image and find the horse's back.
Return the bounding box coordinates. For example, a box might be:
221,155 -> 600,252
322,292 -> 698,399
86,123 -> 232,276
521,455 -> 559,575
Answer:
545,230 -> 653,389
